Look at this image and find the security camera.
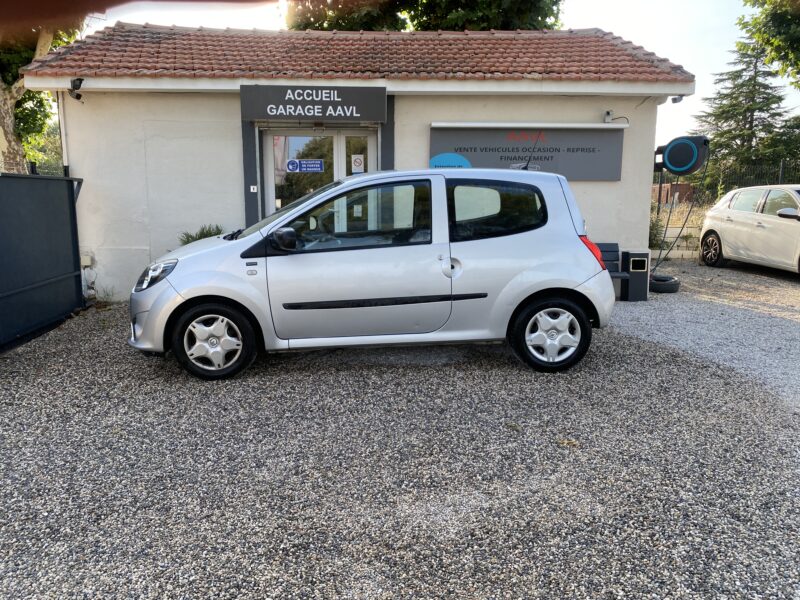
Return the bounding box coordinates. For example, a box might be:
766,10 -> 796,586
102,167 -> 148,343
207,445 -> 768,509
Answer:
68,89 -> 82,101
70,78 -> 83,91
671,95 -> 684,104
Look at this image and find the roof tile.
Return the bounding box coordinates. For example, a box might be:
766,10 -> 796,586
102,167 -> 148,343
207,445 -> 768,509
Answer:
22,22 -> 694,84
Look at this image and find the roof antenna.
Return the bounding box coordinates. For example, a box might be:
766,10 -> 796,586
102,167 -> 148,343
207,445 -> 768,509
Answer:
521,131 -> 542,171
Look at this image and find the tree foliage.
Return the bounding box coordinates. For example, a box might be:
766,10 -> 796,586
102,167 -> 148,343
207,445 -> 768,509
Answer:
23,120 -> 63,175
740,0 -> 800,88
287,0 -> 561,31
691,38 -> 800,197
693,40 -> 787,163
1,29 -> 75,133
407,0 -> 560,30
1,27 -> 77,172
288,0 -> 409,30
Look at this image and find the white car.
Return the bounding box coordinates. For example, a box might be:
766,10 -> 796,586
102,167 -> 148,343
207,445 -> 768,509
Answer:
128,169 -> 614,379
700,184 -> 800,272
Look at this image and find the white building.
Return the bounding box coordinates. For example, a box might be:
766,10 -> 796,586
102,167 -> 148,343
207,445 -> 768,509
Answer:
23,23 -> 694,299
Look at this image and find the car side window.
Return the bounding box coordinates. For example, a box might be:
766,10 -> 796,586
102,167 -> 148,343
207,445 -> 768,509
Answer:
447,179 -> 546,242
762,190 -> 798,216
285,180 -> 432,252
730,189 -> 763,212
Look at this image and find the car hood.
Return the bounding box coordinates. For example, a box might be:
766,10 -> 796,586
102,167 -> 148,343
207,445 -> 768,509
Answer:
156,235 -> 230,262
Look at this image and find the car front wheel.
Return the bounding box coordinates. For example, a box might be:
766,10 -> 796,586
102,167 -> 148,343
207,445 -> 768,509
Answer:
701,232 -> 726,267
509,298 -> 592,372
172,303 -> 257,379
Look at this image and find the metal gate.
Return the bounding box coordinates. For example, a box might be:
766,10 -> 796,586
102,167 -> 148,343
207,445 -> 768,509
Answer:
0,173 -> 84,348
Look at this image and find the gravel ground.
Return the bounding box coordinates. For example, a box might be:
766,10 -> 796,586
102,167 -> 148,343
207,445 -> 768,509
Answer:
614,259 -> 800,405
1,270 -> 799,598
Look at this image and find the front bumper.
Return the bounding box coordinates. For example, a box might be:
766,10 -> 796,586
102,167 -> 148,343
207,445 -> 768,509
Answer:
128,280 -> 184,353
576,269 -> 615,328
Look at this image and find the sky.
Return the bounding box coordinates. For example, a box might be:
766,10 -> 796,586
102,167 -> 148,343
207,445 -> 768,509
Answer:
85,0 -> 800,143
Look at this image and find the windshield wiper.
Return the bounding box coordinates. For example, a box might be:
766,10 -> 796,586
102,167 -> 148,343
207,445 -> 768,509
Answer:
223,228 -> 244,240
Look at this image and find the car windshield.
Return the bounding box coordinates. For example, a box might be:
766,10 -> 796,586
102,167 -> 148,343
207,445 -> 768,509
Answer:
237,181 -> 343,238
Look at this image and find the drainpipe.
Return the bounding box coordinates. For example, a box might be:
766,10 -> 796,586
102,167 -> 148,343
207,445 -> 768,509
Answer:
57,90 -> 70,176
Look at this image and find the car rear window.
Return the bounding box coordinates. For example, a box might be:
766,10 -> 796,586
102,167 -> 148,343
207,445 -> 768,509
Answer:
446,179 -> 546,242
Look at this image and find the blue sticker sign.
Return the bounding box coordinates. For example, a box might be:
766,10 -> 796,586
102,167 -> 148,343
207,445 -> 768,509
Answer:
429,152 -> 472,169
287,159 -> 324,173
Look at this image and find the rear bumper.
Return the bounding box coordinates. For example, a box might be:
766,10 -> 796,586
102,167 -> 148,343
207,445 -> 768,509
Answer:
576,270 -> 615,328
128,281 -> 184,353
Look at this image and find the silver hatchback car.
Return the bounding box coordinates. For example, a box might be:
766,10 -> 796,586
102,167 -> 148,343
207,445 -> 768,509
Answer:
129,169 -> 614,379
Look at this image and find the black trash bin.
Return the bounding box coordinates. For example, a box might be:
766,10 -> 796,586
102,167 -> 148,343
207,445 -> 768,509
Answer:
621,251 -> 649,301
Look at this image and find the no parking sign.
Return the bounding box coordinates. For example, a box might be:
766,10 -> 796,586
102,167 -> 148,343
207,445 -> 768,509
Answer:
351,154 -> 364,174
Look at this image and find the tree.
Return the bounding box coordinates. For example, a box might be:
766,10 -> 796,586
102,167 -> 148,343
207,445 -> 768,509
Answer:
693,40 -> 786,164
23,120 -> 63,175
761,113 -> 800,160
740,0 -> 800,89
287,0 -> 561,31
1,26 -> 76,173
288,0 -> 409,30
407,0 -> 560,30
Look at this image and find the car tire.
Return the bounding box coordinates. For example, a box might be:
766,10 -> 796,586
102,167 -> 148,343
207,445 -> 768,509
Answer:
171,303 -> 257,380
508,298 -> 592,372
701,232 -> 726,267
649,274 -> 680,294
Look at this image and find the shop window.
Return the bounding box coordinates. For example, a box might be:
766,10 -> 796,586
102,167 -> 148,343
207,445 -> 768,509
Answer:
286,180 -> 432,252
447,179 -> 546,242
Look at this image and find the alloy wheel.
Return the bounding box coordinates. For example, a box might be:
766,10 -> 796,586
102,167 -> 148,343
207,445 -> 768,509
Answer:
702,235 -> 720,264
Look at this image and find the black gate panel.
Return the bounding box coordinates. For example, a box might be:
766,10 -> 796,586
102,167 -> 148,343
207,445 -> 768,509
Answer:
0,173 -> 84,348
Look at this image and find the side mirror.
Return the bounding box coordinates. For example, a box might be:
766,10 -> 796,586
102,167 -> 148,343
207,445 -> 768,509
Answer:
271,227 -> 297,251
776,207 -> 800,221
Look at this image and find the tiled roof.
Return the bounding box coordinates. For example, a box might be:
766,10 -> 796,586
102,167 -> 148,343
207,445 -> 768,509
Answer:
22,22 -> 694,83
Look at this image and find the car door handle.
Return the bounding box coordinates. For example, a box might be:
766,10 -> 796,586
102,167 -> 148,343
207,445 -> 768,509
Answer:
724,216 -> 734,222
756,222 -> 765,228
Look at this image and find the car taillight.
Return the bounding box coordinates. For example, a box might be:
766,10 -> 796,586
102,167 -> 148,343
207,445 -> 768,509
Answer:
580,235 -> 606,270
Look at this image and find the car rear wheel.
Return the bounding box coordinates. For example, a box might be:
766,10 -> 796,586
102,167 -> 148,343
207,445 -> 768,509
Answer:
172,303 -> 257,379
509,298 -> 592,372
701,232 -> 726,267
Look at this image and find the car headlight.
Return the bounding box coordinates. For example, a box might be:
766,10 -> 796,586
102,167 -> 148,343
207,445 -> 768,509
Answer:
133,260 -> 177,293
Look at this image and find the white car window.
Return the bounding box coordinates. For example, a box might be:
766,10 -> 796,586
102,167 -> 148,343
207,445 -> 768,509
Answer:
762,190 -> 798,216
730,189 -> 763,212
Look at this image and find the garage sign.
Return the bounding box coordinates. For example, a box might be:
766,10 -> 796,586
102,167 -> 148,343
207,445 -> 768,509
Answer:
241,85 -> 387,122
430,127 -> 624,181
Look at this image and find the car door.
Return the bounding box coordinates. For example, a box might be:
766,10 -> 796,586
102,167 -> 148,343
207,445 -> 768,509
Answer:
754,189 -> 800,269
723,188 -> 765,260
266,175 -> 452,340
445,177 -> 552,325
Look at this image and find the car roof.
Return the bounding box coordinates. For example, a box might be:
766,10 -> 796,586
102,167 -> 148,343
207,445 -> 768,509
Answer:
342,168 -> 564,185
730,184 -> 800,191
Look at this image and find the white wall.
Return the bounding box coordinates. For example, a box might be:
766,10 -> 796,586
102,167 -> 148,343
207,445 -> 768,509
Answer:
64,90 -> 659,300
62,92 -> 245,300
394,95 -> 660,249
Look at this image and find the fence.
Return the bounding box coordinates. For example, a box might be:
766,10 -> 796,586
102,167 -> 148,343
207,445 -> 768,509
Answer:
0,173 -> 84,348
652,158 -> 800,206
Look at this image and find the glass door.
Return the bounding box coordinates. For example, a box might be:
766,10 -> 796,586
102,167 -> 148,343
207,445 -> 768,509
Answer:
269,132 -> 334,211
263,129 -> 377,216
